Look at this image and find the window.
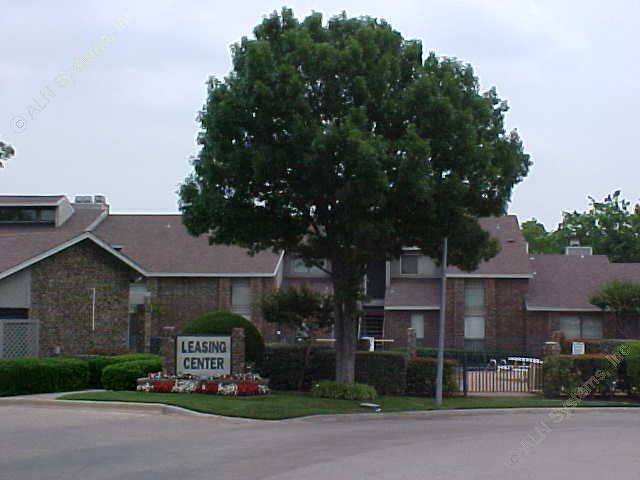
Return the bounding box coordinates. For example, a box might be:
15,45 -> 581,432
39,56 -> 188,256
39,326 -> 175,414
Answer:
464,316 -> 485,339
558,316 -> 603,340
410,313 -> 424,339
400,255 -> 438,275
291,257 -> 326,274
464,280 -> 485,340
401,255 -> 418,274
0,207 -> 56,224
231,280 -> 251,319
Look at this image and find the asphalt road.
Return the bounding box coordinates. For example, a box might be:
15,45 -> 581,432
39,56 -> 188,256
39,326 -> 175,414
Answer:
1,404 -> 639,480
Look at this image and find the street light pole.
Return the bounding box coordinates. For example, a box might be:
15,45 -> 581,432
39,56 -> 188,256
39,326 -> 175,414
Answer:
435,236 -> 448,407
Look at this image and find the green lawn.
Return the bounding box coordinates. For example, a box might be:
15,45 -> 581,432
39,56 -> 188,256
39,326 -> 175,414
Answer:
57,391 -> 638,420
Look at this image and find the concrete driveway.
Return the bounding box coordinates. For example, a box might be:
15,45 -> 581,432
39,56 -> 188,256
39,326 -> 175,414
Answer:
1,404 -> 639,480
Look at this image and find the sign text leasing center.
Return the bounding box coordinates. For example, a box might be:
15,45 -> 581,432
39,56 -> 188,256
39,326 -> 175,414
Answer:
177,335 -> 231,376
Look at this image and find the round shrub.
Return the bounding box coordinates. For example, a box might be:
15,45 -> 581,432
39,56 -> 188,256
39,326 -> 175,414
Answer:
88,354 -> 161,388
101,359 -> 162,391
180,311 -> 264,364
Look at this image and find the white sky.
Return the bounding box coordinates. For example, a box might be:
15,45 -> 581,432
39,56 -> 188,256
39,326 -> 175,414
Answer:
1,0 -> 639,229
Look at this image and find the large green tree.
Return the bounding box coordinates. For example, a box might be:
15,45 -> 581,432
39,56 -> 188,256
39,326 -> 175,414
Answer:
523,191 -> 640,262
0,141 -> 15,168
180,9 -> 531,382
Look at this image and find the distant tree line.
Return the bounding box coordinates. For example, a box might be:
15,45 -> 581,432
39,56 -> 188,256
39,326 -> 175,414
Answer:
522,191 -> 640,262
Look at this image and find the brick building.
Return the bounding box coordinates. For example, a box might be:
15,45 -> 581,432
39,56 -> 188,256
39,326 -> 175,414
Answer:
1,194 -> 640,358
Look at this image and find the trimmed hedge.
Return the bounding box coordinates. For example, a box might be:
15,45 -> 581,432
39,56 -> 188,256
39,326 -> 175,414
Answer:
261,345 -> 407,395
619,341 -> 640,390
356,352 -> 407,395
102,359 -> 163,391
181,311 -> 265,364
88,354 -> 161,387
0,357 -> 89,396
311,380 -> 377,401
543,354 -> 618,397
406,358 -> 458,397
559,339 -> 628,355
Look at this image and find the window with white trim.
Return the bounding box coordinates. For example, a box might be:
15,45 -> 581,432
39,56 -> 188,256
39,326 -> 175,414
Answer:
464,280 -> 485,339
410,313 -> 424,339
558,316 -> 602,340
400,255 -> 438,275
231,279 -> 251,320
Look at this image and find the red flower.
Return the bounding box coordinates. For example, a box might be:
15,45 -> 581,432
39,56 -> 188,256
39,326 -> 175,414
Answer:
236,382 -> 259,396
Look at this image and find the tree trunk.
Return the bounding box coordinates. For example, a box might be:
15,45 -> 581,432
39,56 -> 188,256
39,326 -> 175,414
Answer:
334,299 -> 357,383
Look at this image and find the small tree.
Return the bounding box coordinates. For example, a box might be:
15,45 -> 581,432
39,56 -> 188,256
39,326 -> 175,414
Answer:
591,280 -> 640,337
0,141 -> 15,168
260,285 -> 333,389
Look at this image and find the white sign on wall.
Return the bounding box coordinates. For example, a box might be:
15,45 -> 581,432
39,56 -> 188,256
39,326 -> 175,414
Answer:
572,341 -> 586,355
176,335 -> 231,377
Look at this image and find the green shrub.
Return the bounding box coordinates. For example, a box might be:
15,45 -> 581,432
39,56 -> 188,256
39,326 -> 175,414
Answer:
261,345 -> 333,390
311,380 -> 377,401
559,339 -> 628,355
88,354 -> 161,387
101,359 -> 162,391
0,357 -> 89,396
181,311 -> 264,364
543,355 -> 579,397
355,352 -> 407,395
543,354 -> 618,397
406,358 -> 458,397
619,341 -> 640,390
261,346 -> 407,394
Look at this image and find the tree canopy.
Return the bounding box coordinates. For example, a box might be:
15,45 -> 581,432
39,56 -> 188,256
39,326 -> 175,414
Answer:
522,191 -> 640,262
591,280 -> 640,315
0,141 -> 15,168
180,9 -> 531,382
260,285 -> 333,339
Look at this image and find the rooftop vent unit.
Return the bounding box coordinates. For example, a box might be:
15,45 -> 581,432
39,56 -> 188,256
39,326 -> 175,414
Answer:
565,246 -> 593,257
74,195 -> 93,204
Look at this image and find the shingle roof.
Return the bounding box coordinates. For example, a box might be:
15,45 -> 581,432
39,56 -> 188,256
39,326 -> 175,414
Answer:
385,279 -> 441,309
446,215 -> 532,277
92,215 -> 282,275
0,195 -> 65,206
527,255 -> 640,311
0,208 -> 105,275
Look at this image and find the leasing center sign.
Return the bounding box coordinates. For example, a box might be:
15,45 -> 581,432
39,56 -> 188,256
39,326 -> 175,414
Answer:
176,335 -> 231,377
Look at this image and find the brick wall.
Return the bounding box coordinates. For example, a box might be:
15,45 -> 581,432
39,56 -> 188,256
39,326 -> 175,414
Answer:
384,278 -> 529,352
145,276 -> 278,345
30,240 -> 132,355
146,277 -> 220,338
384,310 -> 440,347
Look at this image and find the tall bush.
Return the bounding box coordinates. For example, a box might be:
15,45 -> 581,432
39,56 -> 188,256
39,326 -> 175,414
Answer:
406,358 -> 458,397
620,341 -> 640,390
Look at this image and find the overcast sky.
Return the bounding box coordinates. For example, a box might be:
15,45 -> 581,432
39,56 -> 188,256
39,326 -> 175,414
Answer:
1,0 -> 638,228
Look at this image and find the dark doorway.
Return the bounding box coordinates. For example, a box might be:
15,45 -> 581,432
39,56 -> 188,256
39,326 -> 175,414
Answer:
365,261 -> 386,301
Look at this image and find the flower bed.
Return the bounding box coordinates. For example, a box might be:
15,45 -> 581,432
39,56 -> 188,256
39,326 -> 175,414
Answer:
136,373 -> 269,396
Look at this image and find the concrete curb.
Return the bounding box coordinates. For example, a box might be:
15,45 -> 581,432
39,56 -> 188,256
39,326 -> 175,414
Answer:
1,395 -> 638,423
0,396 -> 261,422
